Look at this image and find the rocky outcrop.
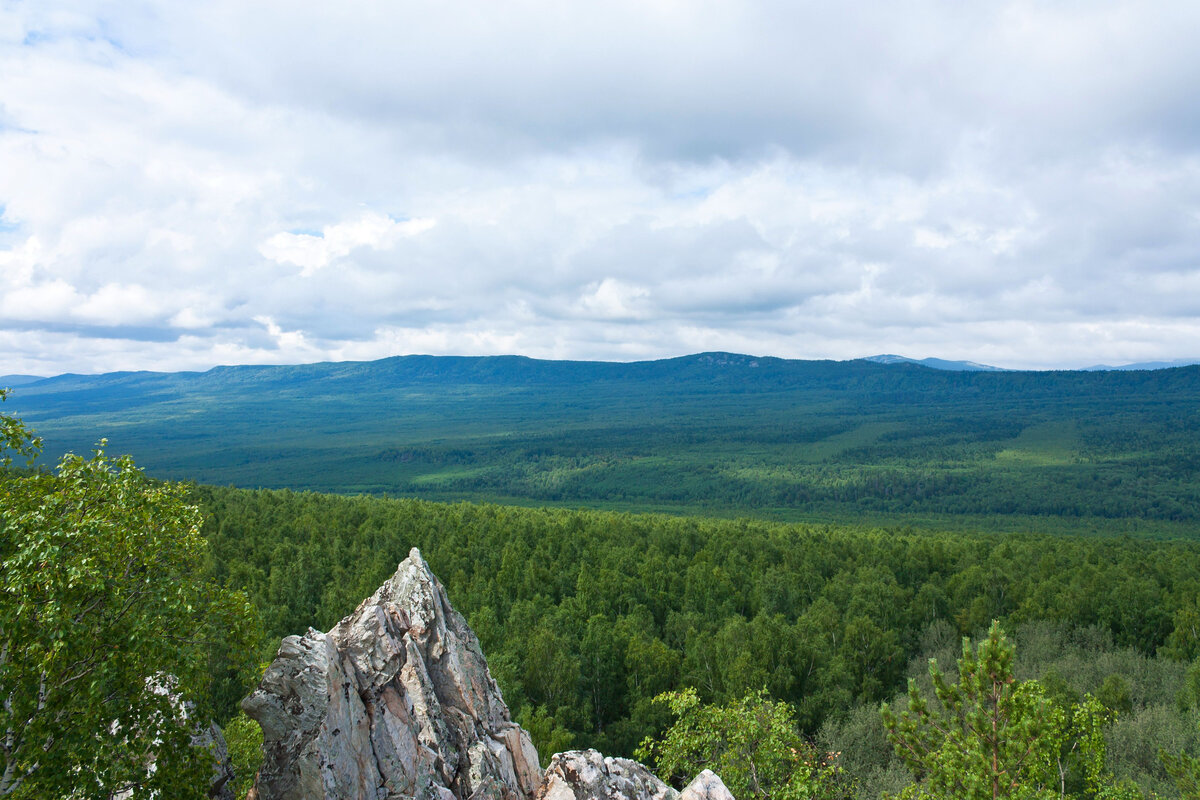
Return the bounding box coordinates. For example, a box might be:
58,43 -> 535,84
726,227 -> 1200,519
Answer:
242,548 -> 541,800
199,721 -> 236,800
678,771 -> 734,800
534,752 -> 735,800
535,750 -> 678,800
243,548 -> 732,800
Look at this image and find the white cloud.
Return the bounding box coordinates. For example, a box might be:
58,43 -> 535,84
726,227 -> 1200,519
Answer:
169,306 -> 214,329
1,1 -> 1200,376
259,213 -> 436,276
75,283 -> 159,325
1,279 -> 81,320
577,279 -> 650,320
252,315 -> 319,359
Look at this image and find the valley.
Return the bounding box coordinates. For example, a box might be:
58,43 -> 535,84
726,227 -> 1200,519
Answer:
7,352 -> 1200,536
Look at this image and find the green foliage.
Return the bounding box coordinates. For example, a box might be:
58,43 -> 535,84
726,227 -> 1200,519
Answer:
1177,660 -> 1200,712
1161,716 -> 1200,800
880,624 -> 1151,800
1161,747 -> 1200,800
881,622 -> 1064,800
0,389 -> 40,467
11,362 -> 1200,796
0,400 -> 258,798
1106,704 -> 1200,798
1063,695 -> 1144,800
193,483 -> 1200,763
636,689 -> 848,800
1163,602 -> 1200,662
516,706 -> 576,768
1097,675 -> 1133,716
223,711 -> 264,800
821,621 -> 1200,800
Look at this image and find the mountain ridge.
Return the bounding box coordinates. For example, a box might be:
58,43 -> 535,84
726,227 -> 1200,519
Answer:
14,351 -> 1200,388
0,374 -> 47,386
7,351 -> 1200,526
862,354 -> 1006,371
1083,358 -> 1200,371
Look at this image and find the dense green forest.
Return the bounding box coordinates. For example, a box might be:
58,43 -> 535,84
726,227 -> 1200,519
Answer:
197,486 -> 1200,797
9,355 -> 1200,795
8,353 -> 1200,532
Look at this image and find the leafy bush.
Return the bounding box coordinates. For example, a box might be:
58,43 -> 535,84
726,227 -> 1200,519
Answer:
637,688 -> 850,800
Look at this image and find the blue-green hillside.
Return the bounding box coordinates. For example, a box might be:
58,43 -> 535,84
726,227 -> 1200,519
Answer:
7,352 -> 1200,532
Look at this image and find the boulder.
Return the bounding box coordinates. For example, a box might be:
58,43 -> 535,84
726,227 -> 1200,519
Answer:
679,771 -> 734,800
535,749 -> 678,800
242,548 -> 541,800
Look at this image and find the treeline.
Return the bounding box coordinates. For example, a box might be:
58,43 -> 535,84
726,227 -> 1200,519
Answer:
197,486 -> 1200,768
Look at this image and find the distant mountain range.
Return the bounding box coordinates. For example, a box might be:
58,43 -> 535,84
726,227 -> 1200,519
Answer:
1082,359 -> 1200,371
4,351 -> 1200,522
5,354 -> 1200,387
862,354 -> 1006,371
0,374 -> 46,386
864,355 -> 1200,372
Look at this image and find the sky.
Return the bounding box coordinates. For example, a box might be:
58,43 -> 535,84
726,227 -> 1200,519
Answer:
2,1 -> 1200,375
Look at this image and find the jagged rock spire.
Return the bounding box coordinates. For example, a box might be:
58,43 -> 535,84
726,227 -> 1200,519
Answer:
243,548 -> 541,800
243,547 -> 735,800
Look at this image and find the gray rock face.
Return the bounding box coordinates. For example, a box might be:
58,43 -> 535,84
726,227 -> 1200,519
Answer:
200,721 -> 237,800
243,548 -> 734,800
535,750 -> 679,800
242,548 -> 541,800
678,771 -> 734,800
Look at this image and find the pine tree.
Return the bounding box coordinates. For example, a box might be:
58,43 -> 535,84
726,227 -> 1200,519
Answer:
881,621 -> 1062,800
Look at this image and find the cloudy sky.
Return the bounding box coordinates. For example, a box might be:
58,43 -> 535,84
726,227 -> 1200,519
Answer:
2,1 -> 1200,375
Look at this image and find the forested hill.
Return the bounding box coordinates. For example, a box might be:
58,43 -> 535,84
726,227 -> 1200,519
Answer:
7,353 -> 1200,529
14,350 -> 1200,396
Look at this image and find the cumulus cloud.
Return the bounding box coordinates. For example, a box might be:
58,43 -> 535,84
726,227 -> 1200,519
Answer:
259,213 -> 435,276
577,278 -> 650,320
1,1 -> 1200,375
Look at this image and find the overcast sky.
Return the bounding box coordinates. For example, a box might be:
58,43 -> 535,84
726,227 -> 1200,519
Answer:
3,1 -> 1200,375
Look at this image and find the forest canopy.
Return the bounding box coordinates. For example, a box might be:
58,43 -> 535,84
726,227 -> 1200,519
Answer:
6,385 -> 1200,797
196,484 -> 1200,797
